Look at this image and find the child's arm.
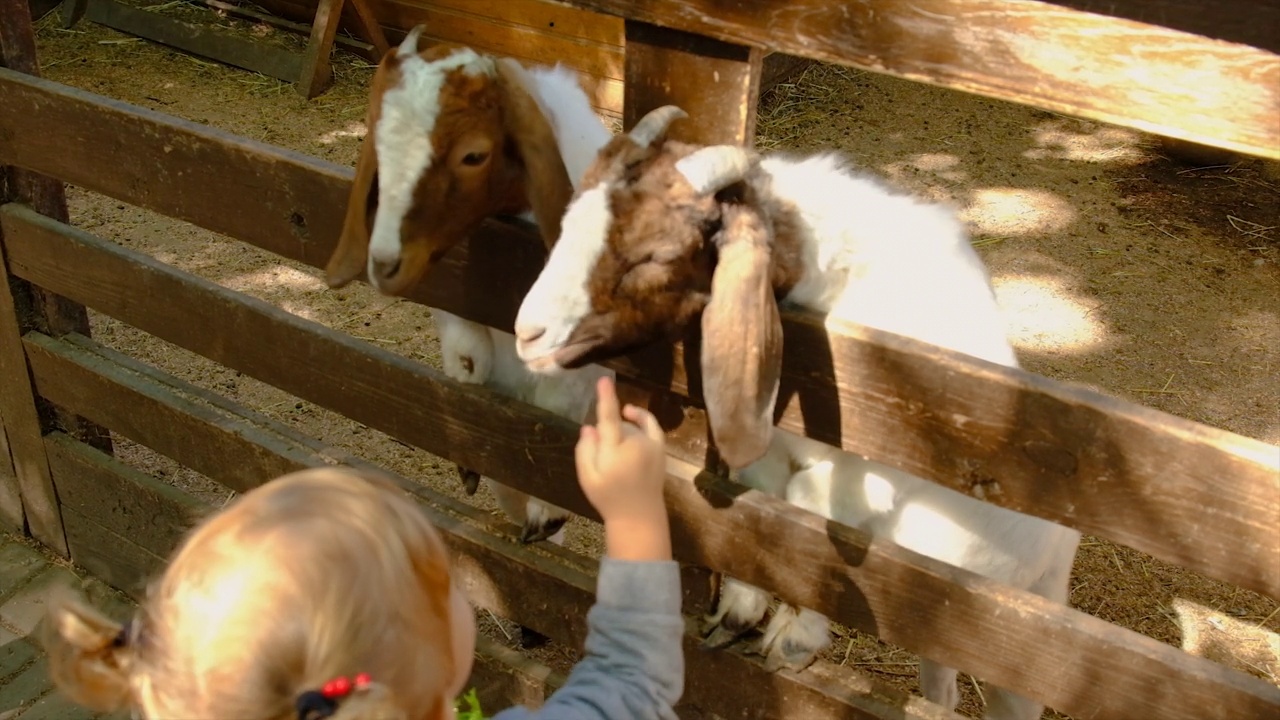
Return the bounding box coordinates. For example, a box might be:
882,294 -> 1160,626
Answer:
493,377 -> 684,720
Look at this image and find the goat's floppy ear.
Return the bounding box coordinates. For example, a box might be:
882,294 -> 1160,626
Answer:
700,203 -> 782,469
326,101 -> 380,288
495,58 -> 574,251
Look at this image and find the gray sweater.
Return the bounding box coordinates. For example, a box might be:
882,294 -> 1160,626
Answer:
492,558 -> 685,720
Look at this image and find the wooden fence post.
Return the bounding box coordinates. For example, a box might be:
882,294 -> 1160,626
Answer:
618,21 -> 764,711
0,0 -> 114,550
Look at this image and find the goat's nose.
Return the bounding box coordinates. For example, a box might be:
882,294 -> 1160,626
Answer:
371,256 -> 402,280
515,324 -> 546,344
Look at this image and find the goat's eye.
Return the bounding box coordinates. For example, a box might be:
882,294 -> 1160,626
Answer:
461,151 -> 490,167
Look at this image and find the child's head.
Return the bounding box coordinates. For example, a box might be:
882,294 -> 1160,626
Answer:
41,467 -> 477,720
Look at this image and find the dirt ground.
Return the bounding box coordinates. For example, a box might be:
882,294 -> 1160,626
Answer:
22,2 -> 1280,718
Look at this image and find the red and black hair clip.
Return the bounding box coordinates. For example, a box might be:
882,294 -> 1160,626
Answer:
295,673 -> 372,720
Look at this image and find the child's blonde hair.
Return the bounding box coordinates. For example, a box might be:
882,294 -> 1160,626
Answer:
41,467 -> 460,720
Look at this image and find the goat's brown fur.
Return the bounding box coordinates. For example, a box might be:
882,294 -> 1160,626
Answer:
325,42 -> 574,296
560,132 -> 804,466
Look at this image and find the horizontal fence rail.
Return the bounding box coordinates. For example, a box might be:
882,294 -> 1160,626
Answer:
3,205 -> 1278,719
1,68 -> 1277,599
24,332 -> 965,720
548,0 -> 1280,159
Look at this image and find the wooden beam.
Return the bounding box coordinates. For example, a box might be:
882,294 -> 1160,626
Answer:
551,0 -> 1280,159
297,0 -> 343,99
196,0 -> 377,60
340,0 -> 388,58
0,411 -> 20,531
1035,0 -> 1280,53
623,20 -> 763,145
82,0 -> 304,83
10,225 -> 1280,719
0,75 -> 1276,598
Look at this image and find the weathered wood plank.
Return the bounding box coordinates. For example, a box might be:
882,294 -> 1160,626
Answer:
193,0 -> 378,59
623,20 -> 763,146
61,505 -> 166,599
377,2 -> 624,82
297,0 -> 343,99
402,0 -> 623,47
2,207 -> 583,510
43,432 -> 209,551
551,0 -> 1280,159
8,221 -> 1278,720
607,315 -> 1280,602
469,635 -> 565,714
0,189 -> 63,553
1038,0 -> 1280,53
342,0 -> 389,58
0,413 -> 22,531
0,78 -> 1276,595
27,349 -> 954,720
82,0 -> 304,82
25,334 -> 338,494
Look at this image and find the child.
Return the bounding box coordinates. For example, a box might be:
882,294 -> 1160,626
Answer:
41,376 -> 684,720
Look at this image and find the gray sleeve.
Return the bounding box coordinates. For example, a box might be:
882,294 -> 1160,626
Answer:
491,558 -> 685,720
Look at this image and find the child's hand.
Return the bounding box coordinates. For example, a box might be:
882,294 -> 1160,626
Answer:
576,376 -> 672,562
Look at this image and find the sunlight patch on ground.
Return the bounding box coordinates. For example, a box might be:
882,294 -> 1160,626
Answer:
961,187 -> 1076,237
908,152 -> 969,183
992,274 -> 1108,353
317,121 -> 366,145
1024,120 -> 1148,163
280,301 -> 320,322
223,264 -> 328,294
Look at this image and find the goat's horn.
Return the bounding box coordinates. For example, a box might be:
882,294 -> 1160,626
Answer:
675,145 -> 754,195
398,25 -> 425,57
628,105 -> 688,148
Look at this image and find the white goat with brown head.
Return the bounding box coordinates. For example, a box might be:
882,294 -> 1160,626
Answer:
325,27 -> 614,547
514,106 -> 1082,720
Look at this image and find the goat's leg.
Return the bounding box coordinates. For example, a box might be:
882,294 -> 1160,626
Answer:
919,659 -> 961,712
433,310 -> 496,496
488,482 -> 564,649
758,604 -> 831,672
976,526 -> 1079,720
699,439 -> 795,649
490,483 -> 569,545
746,456 -> 846,671
701,576 -> 771,649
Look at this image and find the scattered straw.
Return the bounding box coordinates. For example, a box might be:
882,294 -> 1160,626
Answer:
1130,373 -> 1180,395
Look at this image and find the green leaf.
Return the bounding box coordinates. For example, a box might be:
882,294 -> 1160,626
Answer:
454,687 -> 486,720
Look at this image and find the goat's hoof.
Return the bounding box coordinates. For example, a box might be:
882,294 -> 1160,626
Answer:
762,640 -> 820,674
702,621 -> 750,650
520,626 -> 550,649
455,465 -> 482,496
520,516 -> 567,544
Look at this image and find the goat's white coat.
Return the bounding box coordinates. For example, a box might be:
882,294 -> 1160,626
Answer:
404,62 -> 616,538
518,147 -> 1081,720
370,47 -> 496,284
514,185 -> 612,365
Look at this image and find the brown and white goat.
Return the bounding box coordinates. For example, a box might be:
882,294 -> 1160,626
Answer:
512,106 -> 1082,720
325,27 -> 615,547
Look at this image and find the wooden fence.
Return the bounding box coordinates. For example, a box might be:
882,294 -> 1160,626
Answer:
2,0 -> 1279,718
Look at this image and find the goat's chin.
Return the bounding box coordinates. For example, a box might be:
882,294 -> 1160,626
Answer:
524,354 -> 567,376
370,265 -> 431,298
